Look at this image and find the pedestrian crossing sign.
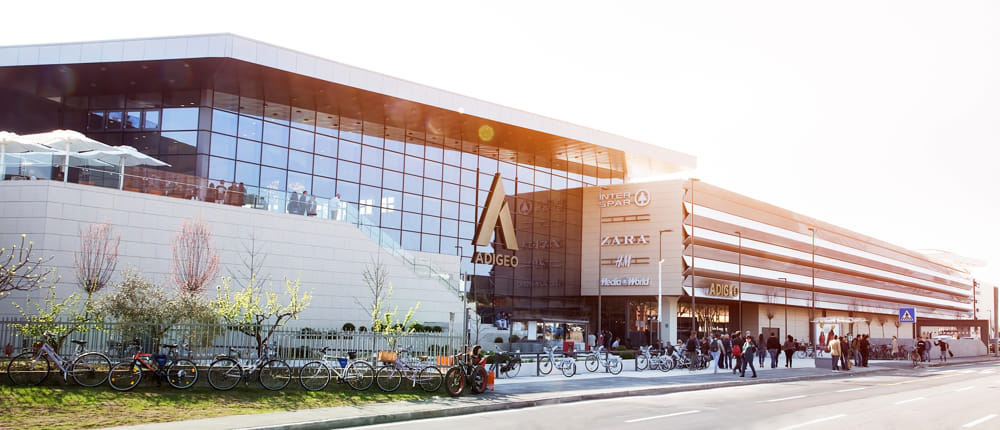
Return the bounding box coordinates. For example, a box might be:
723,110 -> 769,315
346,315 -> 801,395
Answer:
899,308 -> 916,323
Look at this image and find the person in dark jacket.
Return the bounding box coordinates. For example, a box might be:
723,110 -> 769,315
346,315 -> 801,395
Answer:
766,332 -> 781,368
685,331 -> 699,371
782,335 -> 796,368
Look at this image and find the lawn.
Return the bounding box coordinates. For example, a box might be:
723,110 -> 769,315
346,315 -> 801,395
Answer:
1,382 -> 432,429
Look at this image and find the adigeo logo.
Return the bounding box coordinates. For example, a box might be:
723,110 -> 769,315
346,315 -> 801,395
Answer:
472,173 -> 519,267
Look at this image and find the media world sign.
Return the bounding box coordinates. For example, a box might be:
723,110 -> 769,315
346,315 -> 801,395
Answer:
471,173 -> 519,267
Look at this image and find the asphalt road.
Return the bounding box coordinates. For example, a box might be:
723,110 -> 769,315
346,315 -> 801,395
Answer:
349,361 -> 1000,430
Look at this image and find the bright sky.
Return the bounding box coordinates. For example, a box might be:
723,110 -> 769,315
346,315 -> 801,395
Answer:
6,1 -> 1000,285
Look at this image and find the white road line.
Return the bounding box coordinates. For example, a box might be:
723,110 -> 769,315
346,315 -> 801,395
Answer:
955,386 -> 975,392
894,397 -> 925,405
776,414 -> 847,430
624,410 -> 699,423
759,395 -> 807,403
836,387 -> 866,393
963,414 -> 997,428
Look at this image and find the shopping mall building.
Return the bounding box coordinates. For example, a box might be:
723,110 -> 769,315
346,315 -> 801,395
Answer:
0,34 -> 991,347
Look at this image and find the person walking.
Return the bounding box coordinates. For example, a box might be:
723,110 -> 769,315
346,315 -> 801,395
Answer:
891,335 -> 900,360
782,335 -> 796,368
766,332 -> 781,368
860,334 -> 871,367
828,335 -> 842,372
840,336 -> 851,371
685,331 -> 699,372
757,333 -> 767,368
934,338 -> 949,363
709,334 -> 722,374
740,335 -> 757,378
721,334 -> 733,369
916,337 -> 928,362
731,331 -> 743,375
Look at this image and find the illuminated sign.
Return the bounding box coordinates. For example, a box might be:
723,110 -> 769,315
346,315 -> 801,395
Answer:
601,277 -> 651,286
599,189 -> 651,208
601,234 -> 650,246
472,173 -> 518,267
708,282 -> 739,297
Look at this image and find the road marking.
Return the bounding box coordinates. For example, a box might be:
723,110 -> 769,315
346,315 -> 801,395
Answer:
887,379 -> 921,386
963,414 -> 997,428
955,386 -> 975,392
894,397 -> 924,405
836,387 -> 866,393
776,414 -> 846,430
759,395 -> 807,403
624,410 -> 699,423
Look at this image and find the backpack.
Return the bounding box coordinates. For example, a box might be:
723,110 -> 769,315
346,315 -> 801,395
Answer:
710,339 -> 719,353
732,344 -> 742,357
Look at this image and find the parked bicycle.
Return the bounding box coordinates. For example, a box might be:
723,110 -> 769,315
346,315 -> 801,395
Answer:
636,345 -> 674,372
487,346 -> 521,379
537,345 -> 576,377
108,339 -> 199,391
299,348 -> 374,391
794,342 -> 817,359
375,347 -> 443,392
581,345 -> 623,374
444,346 -> 489,396
7,331 -> 111,387
207,343 -> 292,391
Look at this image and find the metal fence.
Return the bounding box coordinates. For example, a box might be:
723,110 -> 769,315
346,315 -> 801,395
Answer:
1,320 -> 463,367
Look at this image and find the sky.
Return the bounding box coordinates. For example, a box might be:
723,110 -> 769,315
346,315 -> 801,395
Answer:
5,1 -> 1000,285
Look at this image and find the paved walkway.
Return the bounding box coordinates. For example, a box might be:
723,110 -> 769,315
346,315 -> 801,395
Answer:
106,354 -> 1000,430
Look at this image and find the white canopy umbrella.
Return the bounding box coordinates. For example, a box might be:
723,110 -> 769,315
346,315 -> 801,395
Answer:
0,131 -> 58,179
76,145 -> 170,189
21,130 -> 117,182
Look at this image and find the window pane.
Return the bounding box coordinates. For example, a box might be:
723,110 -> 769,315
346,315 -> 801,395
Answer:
402,212 -> 422,232
442,165 -> 460,184
360,186 -> 381,216
383,170 -> 403,190
289,128 -> 314,152
287,171 -> 312,193
313,176 -> 335,198
235,162 -> 260,187
288,150 -> 313,173
238,115 -> 263,140
381,189 -> 401,213
422,196 -> 441,216
337,160 -> 360,182
383,150 -> 404,171
442,182 -> 459,202
404,155 -> 423,176
335,180 -> 359,202
261,144 -> 287,168
423,178 -> 441,199
210,133 -> 236,159
401,231 -> 421,251
422,215 -> 440,234
442,200 -> 459,219
425,161 -> 442,180
340,129 -> 362,143
106,111 -> 123,129
361,165 -> 382,187
441,218 -> 458,236
385,137 -> 404,153
403,193 -> 422,213
460,168 -> 477,187
236,139 -> 261,163
403,174 -> 422,194
339,139 -> 361,163
381,203 -> 402,228
421,233 -> 439,253
143,111 -> 160,129
315,134 -> 337,158
425,145 -> 443,162
157,107 -> 196,131
444,148 -> 461,166
161,131 -> 197,155
125,111 -> 141,129
362,145 -> 383,167
314,155 -> 337,178
263,122 -> 289,147
405,141 -> 424,157
260,166 -> 285,190
208,156 -> 235,181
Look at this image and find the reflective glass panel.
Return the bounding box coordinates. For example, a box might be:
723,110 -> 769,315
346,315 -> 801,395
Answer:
337,160 -> 360,182
383,150 -> 404,171
403,174 -> 422,194
362,145 -> 383,167
314,155 -> 337,178
236,139 -> 261,163
401,231 -> 421,251
383,170 -> 403,190
263,122 -> 289,147
261,144 -> 288,168
315,134 -> 337,158
210,133 -> 236,159
339,140 -> 361,163
238,115 -> 263,140
361,165 -> 382,187
126,111 -> 141,129
288,150 -> 313,174
287,171 -> 312,193
235,162 -> 260,187
402,212 -> 422,232
404,155 -> 423,176
422,196 -> 441,216
403,193 -> 422,213
161,107 -> 199,130
421,233 -> 439,253
208,156 -> 235,181
260,166 -> 285,190
289,128 -> 314,152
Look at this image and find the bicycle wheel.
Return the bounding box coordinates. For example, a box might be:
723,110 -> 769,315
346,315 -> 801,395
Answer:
417,365 -> 443,392
375,366 -> 402,392
166,358 -> 199,389
444,367 -> 465,396
470,366 -> 488,394
299,361 -> 331,391
108,359 -> 143,391
259,360 -> 291,390
795,350 -> 806,359
503,359 -> 521,378
649,356 -> 660,370
609,358 -> 623,375
658,356 -> 675,372
560,361 -> 576,377
636,355 -> 648,371
584,354 -> 599,372
7,352 -> 50,386
538,356 -> 553,375
344,361 -> 374,390
208,357 -> 242,390
72,352 -> 111,387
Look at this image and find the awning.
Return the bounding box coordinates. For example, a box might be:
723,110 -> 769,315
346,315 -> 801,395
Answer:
811,317 -> 870,324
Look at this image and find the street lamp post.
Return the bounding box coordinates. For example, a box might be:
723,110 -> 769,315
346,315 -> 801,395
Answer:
736,231 -> 742,334
597,187 -> 606,344
690,178 -> 698,336
779,277 -> 788,335
658,229 -> 672,346
455,245 -> 467,345
808,227 -> 816,347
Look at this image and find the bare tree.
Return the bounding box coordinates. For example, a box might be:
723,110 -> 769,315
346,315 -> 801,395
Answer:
170,219 -> 220,295
356,258 -> 419,352
227,233 -> 268,292
0,234 -> 54,301
74,222 -> 120,299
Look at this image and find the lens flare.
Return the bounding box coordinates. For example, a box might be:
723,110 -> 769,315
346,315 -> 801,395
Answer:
478,125 -> 494,142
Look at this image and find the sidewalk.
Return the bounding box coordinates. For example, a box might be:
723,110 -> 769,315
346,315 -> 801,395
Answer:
106,354 -> 999,430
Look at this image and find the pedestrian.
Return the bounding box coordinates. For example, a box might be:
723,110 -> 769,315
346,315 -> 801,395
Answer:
891,335 -> 900,360
851,334 -> 862,367
860,334 -> 870,367
721,333 -> 733,369
934,338 -> 948,363
731,331 -> 743,375
783,335 -> 796,368
840,336 -> 851,370
916,337 -> 927,362
685,331 -> 699,371
828,335 -> 842,372
740,335 -> 757,378
331,193 -> 342,219
709,334 -> 722,374
287,191 -> 300,214
757,333 -> 767,368
923,337 -> 932,362
766,332 -> 781,368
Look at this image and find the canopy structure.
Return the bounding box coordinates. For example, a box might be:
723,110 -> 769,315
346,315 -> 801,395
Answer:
21,130 -> 116,182
811,317 -> 871,324
0,131 -> 58,178
77,145 -> 170,189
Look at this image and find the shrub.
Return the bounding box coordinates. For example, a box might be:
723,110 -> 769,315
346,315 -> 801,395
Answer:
509,334 -> 520,343
342,322 -> 356,332
358,326 -> 368,332
494,336 -> 504,343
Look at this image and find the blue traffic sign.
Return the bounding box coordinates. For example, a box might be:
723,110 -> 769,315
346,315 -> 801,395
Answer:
899,308 -> 916,323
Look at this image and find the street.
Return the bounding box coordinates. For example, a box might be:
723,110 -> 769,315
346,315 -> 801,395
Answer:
352,362 -> 1000,430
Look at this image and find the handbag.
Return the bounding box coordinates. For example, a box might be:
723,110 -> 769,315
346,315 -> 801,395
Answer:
948,350 -> 954,357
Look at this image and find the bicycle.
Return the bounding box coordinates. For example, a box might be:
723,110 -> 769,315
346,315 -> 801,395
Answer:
374,347 -> 443,392
108,339 -> 199,391
537,345 -> 577,377
582,345 -> 623,374
794,342 -> 817,359
487,346 -> 521,379
7,331 -> 111,387
207,343 -> 292,391
636,345 -> 674,371
299,348 -> 374,391
444,347 -> 489,396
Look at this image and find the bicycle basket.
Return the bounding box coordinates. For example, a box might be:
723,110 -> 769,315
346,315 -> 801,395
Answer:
377,350 -> 397,363
153,353 -> 168,367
